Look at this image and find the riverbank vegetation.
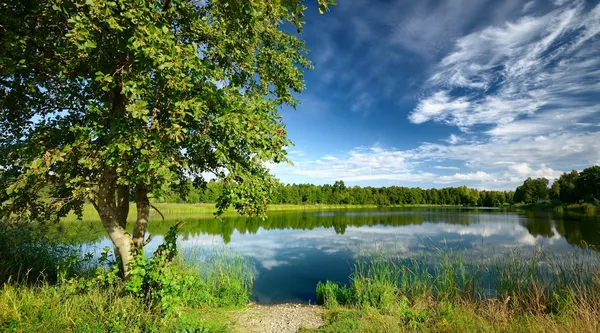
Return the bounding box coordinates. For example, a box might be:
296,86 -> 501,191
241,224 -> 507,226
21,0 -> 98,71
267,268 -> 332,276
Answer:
311,250 -> 600,332
515,166 -> 600,206
0,224 -> 253,332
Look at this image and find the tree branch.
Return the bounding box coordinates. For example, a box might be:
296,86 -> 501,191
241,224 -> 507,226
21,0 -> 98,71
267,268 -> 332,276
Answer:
150,203 -> 165,221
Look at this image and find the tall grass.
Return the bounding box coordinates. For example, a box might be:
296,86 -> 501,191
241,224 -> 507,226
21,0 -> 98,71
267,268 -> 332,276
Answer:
315,247 -> 600,332
177,247 -> 254,308
0,225 -> 254,332
317,246 -> 600,314
0,225 -> 92,285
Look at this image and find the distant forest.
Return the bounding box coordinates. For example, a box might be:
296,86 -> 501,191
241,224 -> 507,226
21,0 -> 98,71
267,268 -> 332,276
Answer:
154,165 -> 599,208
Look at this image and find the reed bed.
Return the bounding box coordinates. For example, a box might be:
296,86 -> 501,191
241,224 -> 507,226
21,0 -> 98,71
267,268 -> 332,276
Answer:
315,245 -> 600,332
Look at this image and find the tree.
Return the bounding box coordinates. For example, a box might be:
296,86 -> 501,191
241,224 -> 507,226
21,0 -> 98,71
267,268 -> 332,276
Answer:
552,170 -> 580,204
0,0 -> 335,276
576,166 -> 600,204
514,178 -> 549,204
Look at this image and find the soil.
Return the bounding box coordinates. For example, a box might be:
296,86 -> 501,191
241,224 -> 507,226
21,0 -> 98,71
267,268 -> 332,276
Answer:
233,303 -> 325,333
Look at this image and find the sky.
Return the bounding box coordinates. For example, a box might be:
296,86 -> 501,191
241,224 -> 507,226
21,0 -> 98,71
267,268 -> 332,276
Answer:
268,0 -> 600,190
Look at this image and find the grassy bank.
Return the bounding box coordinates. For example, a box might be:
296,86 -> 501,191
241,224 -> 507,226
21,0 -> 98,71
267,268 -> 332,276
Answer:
61,203 -> 470,222
310,250 -> 600,332
0,225 -> 253,332
61,203 -> 381,222
515,202 -> 598,215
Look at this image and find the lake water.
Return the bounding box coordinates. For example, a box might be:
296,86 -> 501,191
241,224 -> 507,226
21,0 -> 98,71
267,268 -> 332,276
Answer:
69,207 -> 600,304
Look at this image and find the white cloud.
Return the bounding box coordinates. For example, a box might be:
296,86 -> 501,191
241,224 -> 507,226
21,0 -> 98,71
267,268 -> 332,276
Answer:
522,1 -> 536,13
409,1 -> 600,140
409,91 -> 470,125
434,165 -> 460,170
446,134 -> 462,145
389,0 -> 524,57
438,171 -> 494,183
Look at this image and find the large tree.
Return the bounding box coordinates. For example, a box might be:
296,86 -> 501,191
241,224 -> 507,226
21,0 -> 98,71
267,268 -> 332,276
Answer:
514,177 -> 549,204
0,0 -> 334,276
576,166 -> 600,204
551,170 -> 580,204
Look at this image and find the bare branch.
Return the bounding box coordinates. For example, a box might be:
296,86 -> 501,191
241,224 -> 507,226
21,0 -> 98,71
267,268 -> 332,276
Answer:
150,203 -> 165,221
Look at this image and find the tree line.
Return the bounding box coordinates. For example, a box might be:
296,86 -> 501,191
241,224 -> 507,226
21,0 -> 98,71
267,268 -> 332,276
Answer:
515,165 -> 600,205
157,165 -> 600,207
156,180 -> 515,207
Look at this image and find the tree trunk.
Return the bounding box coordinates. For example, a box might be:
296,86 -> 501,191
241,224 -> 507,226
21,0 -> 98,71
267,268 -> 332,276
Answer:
116,184 -> 130,228
95,167 -> 133,278
133,184 -> 150,249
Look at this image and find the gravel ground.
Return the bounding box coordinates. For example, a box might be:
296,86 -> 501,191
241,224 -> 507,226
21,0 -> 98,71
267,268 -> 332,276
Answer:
234,303 -> 325,333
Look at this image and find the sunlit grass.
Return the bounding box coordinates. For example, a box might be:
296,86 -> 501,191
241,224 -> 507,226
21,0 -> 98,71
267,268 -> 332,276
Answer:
61,203 -> 392,222
314,246 -> 600,332
60,203 -> 467,222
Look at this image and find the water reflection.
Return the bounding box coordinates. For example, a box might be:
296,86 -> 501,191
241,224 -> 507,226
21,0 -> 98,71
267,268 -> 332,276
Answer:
60,207 -> 600,304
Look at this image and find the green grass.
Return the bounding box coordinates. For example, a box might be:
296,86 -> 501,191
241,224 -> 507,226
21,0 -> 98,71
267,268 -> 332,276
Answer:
0,282 -> 239,332
312,248 -> 600,332
61,203 -> 466,222
177,248 -> 254,308
0,251 -> 253,332
0,225 -> 254,332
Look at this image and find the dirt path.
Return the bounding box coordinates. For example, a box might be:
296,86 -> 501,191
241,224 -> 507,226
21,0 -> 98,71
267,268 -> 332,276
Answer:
233,303 -> 325,333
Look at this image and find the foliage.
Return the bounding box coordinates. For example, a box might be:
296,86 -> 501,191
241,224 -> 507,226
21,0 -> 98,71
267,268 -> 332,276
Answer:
0,0 -> 334,275
552,170 -> 580,203
83,224 -> 253,311
0,224 -> 92,285
576,166 -> 600,204
0,224 -> 253,331
159,179 -> 515,207
514,177 -> 549,204
515,165 -> 600,208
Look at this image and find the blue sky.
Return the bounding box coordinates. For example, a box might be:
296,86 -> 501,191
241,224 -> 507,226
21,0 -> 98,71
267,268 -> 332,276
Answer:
268,0 -> 600,190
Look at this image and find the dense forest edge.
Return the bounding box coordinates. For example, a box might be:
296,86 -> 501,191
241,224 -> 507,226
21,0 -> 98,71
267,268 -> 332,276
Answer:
148,165 -> 600,212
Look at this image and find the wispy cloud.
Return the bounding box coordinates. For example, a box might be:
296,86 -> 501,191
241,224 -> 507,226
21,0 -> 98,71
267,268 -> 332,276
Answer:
445,134 -> 462,145
409,1 -> 600,138
273,0 -> 600,189
434,165 -> 460,171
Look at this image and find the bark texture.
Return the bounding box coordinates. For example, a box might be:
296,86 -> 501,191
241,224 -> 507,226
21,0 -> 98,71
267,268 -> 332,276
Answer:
133,184 -> 150,249
95,167 -> 133,277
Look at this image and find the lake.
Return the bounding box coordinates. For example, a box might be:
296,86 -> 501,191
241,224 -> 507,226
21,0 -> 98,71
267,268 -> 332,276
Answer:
64,207 -> 600,304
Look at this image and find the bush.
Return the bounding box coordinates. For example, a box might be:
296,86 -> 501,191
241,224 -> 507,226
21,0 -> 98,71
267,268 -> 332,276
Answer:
581,203 -> 597,214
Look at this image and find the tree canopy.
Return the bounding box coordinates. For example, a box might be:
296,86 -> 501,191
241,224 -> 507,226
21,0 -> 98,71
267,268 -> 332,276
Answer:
514,165 -> 600,206
0,0 -> 334,275
514,177 -> 549,204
